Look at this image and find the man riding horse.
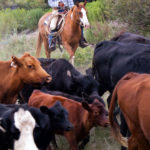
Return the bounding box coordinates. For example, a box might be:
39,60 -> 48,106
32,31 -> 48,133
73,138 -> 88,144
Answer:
47,0 -> 89,50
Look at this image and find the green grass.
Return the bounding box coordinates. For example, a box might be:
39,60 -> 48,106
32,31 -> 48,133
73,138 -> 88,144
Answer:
0,31 -> 94,69
54,127 -> 120,150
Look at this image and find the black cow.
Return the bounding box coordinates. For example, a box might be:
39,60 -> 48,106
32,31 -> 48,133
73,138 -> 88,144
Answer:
0,102 -> 73,150
93,40 -> 150,96
19,58 -> 104,105
111,32 -> 150,44
92,40 -> 150,150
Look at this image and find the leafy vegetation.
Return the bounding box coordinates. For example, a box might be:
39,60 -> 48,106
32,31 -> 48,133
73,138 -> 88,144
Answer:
0,8 -> 49,39
0,0 -> 47,9
111,0 -> 150,36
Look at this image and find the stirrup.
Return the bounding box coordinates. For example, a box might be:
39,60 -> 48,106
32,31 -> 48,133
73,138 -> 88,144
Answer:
49,43 -> 56,51
79,39 -> 89,48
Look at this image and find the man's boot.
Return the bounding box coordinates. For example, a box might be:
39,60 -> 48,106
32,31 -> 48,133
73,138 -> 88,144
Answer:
79,26 -> 89,48
48,33 -> 56,51
79,37 -> 89,48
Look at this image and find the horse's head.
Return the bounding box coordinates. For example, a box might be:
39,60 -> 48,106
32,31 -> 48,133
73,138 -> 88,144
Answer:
71,1 -> 90,28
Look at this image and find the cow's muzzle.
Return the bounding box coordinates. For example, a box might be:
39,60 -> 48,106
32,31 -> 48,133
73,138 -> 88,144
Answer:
45,75 -> 52,83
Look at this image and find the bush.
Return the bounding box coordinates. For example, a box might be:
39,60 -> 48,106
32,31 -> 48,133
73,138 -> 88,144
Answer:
0,0 -> 47,9
0,8 -> 49,39
23,8 -> 47,31
85,0 -> 117,44
112,0 -> 150,36
86,0 -> 110,22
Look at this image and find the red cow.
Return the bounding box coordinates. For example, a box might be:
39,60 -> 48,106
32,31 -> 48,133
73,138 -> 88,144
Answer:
0,53 -> 51,104
28,90 -> 109,150
109,72 -> 150,150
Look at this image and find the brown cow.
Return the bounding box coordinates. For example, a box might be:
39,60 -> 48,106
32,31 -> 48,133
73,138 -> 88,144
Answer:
28,90 -> 109,150
109,72 -> 150,150
0,53 -> 51,104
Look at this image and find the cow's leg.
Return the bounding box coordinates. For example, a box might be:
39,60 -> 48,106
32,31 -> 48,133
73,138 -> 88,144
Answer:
63,42 -> 75,65
120,112 -> 129,150
51,134 -> 58,149
124,114 -> 150,150
46,145 -> 53,150
128,135 -> 138,150
79,135 -> 90,150
43,36 -> 51,58
65,133 -> 79,150
36,32 -> 43,58
129,133 -> 150,150
136,134 -> 150,150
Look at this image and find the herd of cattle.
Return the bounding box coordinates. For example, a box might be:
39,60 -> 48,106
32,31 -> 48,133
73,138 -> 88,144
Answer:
0,32 -> 150,150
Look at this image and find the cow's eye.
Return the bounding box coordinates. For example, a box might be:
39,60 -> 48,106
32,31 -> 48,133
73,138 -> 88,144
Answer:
79,12 -> 82,16
94,111 -> 99,116
28,65 -> 34,69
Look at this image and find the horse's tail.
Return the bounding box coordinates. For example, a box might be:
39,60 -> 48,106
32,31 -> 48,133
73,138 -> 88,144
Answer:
36,32 -> 43,58
109,82 -> 128,148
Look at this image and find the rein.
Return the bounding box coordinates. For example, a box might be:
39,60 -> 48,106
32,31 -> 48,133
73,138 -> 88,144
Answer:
70,10 -> 83,26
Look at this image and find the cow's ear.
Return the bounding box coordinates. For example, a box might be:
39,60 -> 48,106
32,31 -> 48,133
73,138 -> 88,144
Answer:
67,70 -> 71,77
71,74 -> 82,84
82,101 -> 92,112
94,99 -> 100,103
11,56 -> 22,68
24,52 -> 30,57
75,2 -> 79,7
0,118 -> 6,133
84,0 -> 87,6
54,101 -> 62,107
40,106 -> 49,114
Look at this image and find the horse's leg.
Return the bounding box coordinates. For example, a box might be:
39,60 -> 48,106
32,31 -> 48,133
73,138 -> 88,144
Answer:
36,32 -> 43,58
63,42 -> 75,65
71,44 -> 78,66
43,36 -> 51,58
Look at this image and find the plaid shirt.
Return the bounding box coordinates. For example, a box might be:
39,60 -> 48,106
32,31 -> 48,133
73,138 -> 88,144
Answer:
48,0 -> 74,9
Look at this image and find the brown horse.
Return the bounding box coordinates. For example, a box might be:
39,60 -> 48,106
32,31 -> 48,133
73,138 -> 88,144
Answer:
36,2 -> 90,65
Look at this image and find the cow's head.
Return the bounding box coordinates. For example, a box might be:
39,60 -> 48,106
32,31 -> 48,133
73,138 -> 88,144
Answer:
14,108 -> 39,150
82,99 -> 109,127
70,73 -> 97,93
0,110 -> 20,140
11,53 -> 52,85
40,101 -> 73,131
69,72 -> 105,104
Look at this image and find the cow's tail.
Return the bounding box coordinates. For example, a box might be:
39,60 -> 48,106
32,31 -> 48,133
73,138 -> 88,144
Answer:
36,32 -> 43,58
109,84 -> 128,148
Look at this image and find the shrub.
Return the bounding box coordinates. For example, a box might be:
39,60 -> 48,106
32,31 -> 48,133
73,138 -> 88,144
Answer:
112,0 -> 150,36
85,20 -> 127,44
86,0 -> 110,22
23,8 -> 47,31
0,0 -> 47,9
0,8 -> 49,39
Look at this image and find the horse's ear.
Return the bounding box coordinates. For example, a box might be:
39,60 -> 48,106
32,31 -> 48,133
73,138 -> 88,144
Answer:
75,2 -> 79,7
84,0 -> 87,6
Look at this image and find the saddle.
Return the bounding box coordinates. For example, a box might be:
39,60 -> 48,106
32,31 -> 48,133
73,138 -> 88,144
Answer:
44,10 -> 67,35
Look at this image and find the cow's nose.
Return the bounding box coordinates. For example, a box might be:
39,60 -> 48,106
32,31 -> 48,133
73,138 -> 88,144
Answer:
45,76 -> 52,83
104,121 -> 110,127
105,111 -> 108,116
67,124 -> 74,131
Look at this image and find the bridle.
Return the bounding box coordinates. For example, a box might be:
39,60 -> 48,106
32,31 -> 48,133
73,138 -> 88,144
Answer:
70,6 -> 86,26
